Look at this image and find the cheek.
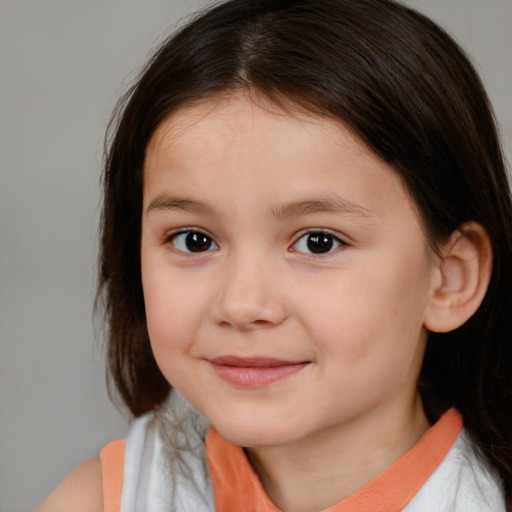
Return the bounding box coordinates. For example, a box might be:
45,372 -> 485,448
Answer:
141,260 -> 204,358
297,256 -> 431,364
143,282 -> 208,393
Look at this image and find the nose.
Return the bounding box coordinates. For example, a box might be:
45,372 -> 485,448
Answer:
210,253 -> 288,330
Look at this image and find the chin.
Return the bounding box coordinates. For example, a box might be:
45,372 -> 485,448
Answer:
218,429 -> 290,449
211,414 -> 302,449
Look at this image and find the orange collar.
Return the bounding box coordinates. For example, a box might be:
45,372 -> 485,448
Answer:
206,409 -> 462,512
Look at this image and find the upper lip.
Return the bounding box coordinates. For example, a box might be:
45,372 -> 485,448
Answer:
209,355 -> 308,367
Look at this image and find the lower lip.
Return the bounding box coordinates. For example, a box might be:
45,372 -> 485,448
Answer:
210,362 -> 308,387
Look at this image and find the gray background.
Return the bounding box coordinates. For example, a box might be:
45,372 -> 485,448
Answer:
0,1 -> 510,511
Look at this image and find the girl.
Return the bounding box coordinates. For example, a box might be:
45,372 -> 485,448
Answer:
39,0 -> 511,510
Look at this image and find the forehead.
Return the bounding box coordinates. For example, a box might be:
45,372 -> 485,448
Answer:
143,94 -> 418,224
146,93 -> 371,163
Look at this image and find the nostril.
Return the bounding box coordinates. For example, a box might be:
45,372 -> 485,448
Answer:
216,318 -> 276,330
211,300 -> 288,329
253,319 -> 273,327
210,267 -> 288,328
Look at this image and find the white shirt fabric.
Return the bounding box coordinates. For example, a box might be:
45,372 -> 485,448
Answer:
118,391 -> 505,512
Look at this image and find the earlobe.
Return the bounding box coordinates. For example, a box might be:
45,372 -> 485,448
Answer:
424,222 -> 493,333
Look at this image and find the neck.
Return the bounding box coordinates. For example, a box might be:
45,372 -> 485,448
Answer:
246,394 -> 430,512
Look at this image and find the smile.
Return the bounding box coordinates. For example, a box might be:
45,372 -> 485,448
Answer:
209,356 -> 309,387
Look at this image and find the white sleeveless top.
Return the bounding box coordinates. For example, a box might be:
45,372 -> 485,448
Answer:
111,391 -> 505,512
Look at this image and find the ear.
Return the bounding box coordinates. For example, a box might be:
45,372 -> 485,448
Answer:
424,222 -> 493,333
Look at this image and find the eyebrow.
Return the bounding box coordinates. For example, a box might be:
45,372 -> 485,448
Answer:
146,196 -> 218,216
270,194 -> 375,220
146,193 -> 376,220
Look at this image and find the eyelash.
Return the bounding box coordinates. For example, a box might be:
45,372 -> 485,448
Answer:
163,228 -> 346,255
290,229 -> 346,255
164,229 -> 219,254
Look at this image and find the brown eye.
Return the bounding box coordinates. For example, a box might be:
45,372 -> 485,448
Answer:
292,232 -> 343,254
307,234 -> 333,253
171,231 -> 218,253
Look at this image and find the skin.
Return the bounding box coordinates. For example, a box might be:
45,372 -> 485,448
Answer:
38,94 -> 492,511
140,94 -> 436,511
37,456 -> 103,512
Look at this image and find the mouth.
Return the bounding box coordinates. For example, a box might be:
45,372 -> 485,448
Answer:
208,356 -> 309,387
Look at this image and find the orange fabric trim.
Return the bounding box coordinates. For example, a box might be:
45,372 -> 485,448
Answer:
207,429 -> 278,512
100,439 -> 126,512
206,409 -> 462,512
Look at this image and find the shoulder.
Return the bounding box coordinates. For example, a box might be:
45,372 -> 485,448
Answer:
37,456 -> 103,512
37,414 -> 153,512
453,431 -> 507,510
405,429 -> 506,511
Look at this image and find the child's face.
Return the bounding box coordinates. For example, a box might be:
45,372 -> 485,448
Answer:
141,94 -> 436,449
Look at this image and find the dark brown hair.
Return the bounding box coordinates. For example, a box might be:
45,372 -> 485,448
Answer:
98,0 -> 512,504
